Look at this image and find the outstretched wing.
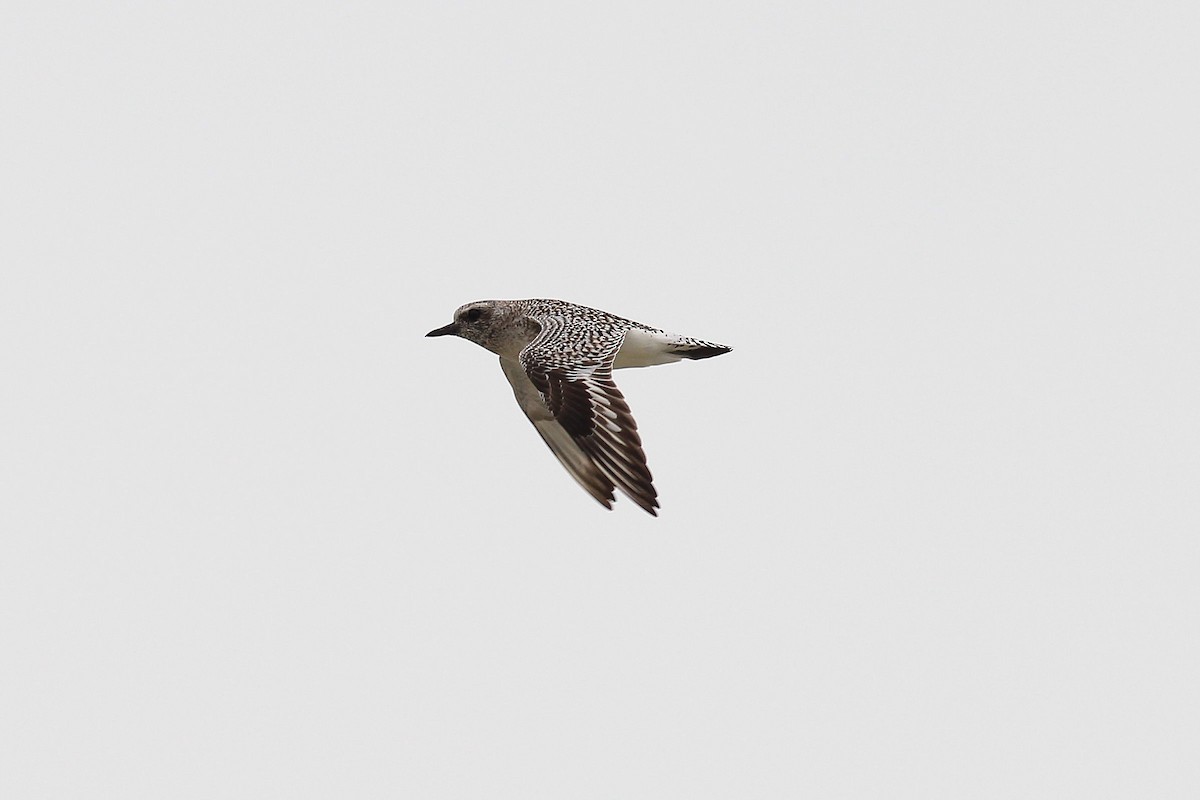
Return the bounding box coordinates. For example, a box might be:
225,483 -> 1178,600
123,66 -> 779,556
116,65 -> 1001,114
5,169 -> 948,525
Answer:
504,316 -> 659,515
499,357 -> 617,510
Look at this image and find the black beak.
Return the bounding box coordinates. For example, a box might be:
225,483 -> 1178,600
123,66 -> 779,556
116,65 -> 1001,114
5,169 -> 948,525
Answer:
426,322 -> 459,337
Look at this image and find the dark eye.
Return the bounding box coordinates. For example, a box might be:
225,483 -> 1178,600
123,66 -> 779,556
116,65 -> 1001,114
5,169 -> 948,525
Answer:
464,308 -> 483,322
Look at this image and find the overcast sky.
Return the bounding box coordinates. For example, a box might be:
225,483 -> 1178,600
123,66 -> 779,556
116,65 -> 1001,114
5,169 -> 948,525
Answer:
2,2 -> 1198,798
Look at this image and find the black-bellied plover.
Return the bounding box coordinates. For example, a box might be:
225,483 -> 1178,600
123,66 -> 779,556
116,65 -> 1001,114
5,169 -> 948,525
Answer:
426,299 -> 732,516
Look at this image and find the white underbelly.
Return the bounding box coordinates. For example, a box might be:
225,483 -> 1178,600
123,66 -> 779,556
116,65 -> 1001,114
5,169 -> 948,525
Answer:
613,329 -> 683,369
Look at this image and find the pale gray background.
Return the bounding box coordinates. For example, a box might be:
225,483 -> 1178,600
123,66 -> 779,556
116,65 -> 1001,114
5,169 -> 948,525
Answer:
2,1 -> 1197,798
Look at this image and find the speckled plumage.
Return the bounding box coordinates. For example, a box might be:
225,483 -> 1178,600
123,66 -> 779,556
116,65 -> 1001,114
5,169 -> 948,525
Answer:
426,299 -> 732,515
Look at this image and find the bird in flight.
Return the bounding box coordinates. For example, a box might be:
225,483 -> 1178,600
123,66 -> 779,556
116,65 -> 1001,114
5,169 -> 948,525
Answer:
426,298 -> 731,515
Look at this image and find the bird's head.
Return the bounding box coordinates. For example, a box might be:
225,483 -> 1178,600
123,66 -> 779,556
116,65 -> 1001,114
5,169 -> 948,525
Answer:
426,300 -> 525,356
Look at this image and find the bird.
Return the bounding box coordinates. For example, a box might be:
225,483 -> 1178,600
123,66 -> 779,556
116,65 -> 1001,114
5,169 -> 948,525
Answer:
426,298 -> 731,516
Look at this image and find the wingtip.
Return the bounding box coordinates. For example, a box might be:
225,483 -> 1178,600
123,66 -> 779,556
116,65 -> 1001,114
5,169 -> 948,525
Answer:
631,494 -> 661,517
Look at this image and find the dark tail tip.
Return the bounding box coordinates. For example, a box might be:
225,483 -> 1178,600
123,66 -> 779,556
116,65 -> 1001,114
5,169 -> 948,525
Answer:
678,344 -> 732,360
